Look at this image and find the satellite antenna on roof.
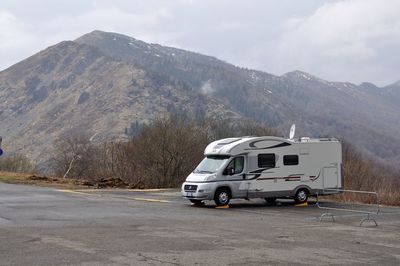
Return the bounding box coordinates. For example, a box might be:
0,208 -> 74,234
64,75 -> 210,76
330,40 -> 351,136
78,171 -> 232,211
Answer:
289,124 -> 296,140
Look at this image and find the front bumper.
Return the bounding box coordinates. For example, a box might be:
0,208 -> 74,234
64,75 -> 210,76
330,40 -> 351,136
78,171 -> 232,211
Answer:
181,182 -> 216,200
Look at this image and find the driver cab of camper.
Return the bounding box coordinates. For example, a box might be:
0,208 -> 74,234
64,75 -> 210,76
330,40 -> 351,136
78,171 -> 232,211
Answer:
223,156 -> 245,179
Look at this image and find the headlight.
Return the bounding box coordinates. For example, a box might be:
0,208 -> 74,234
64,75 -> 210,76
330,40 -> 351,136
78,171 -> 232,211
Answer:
206,174 -> 217,181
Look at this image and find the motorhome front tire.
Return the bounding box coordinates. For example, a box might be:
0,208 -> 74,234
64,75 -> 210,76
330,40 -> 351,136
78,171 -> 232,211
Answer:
214,188 -> 231,206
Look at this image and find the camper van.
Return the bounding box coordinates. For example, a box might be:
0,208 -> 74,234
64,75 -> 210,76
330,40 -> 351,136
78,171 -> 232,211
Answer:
182,134 -> 342,206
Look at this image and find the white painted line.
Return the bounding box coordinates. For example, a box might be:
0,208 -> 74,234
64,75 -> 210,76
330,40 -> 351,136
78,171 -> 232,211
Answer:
56,189 -> 94,196
55,189 -> 171,203
75,188 -> 175,192
131,197 -> 171,203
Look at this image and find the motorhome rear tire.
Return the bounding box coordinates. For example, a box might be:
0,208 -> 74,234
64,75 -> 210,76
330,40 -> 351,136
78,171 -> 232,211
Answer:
214,188 -> 231,206
294,188 -> 309,204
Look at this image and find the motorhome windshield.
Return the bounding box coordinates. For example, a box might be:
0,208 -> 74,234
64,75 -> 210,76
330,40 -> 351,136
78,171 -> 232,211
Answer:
193,155 -> 230,174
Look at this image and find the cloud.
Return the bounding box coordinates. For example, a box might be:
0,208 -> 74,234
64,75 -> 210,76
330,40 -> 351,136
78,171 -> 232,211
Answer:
0,10 -> 36,68
0,4 -> 180,71
200,80 -> 215,95
272,0 -> 400,85
43,7 -> 176,43
0,0 -> 399,85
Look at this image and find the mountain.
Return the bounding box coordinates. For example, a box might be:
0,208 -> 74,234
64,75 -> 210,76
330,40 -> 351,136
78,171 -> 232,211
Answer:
381,80 -> 400,106
0,30 -> 399,169
76,31 -> 400,167
0,39 -> 242,166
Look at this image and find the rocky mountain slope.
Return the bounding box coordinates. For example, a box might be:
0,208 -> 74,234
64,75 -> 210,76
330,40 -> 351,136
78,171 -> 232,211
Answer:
76,31 -> 400,167
0,39 -> 241,166
1,30 -> 399,169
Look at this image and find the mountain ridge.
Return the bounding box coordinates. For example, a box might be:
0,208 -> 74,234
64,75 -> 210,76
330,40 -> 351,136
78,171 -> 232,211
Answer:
0,36 -> 243,167
1,30 -> 399,170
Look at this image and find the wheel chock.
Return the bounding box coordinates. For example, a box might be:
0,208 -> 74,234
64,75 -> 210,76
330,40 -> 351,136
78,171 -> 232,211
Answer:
295,202 -> 308,207
215,205 -> 230,209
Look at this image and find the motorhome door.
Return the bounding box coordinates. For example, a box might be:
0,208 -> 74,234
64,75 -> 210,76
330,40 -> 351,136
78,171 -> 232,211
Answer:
223,156 -> 246,181
323,166 -> 338,188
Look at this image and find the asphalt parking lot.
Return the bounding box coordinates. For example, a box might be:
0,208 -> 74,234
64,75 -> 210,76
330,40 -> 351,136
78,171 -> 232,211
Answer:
1,182 -> 400,265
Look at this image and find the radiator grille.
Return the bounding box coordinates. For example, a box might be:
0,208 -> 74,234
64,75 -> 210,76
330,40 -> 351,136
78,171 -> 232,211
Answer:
184,185 -> 198,191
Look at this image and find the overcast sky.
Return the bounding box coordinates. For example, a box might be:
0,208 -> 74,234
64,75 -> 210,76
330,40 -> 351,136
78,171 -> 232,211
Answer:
1,0 -> 399,86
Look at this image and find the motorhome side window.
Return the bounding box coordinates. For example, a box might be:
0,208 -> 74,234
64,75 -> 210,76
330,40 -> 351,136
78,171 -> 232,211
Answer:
258,154 -> 275,168
224,157 -> 244,175
283,155 -> 299,165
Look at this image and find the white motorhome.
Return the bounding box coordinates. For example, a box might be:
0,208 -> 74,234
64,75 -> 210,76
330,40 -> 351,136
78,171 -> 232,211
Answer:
181,135 -> 343,206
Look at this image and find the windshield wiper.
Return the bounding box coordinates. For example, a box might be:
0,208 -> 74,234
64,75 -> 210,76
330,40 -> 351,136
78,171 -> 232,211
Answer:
194,170 -> 214,174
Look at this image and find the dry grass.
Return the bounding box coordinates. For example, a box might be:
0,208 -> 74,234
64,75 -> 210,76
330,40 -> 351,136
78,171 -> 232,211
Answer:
376,188 -> 400,206
0,171 -> 31,183
0,171 -> 93,189
322,186 -> 400,206
325,193 -> 378,205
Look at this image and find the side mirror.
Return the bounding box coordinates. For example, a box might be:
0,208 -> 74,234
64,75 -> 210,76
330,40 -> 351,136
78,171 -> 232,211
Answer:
224,168 -> 235,176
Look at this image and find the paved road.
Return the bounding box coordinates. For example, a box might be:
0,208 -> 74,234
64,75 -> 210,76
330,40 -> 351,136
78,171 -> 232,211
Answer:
1,183 -> 400,265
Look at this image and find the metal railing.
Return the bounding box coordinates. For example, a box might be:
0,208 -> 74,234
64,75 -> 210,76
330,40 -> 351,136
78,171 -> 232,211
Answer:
316,189 -> 380,226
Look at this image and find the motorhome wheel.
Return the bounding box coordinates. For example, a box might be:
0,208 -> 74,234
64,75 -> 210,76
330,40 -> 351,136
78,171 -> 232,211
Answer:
214,188 -> 231,206
295,189 -> 309,204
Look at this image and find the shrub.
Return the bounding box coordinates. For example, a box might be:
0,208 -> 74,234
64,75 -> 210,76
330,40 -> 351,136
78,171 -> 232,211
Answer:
0,154 -> 34,173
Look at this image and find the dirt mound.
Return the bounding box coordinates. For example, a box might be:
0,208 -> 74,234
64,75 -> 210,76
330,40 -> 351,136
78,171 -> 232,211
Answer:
28,175 -> 57,181
27,175 -> 95,187
21,174 -> 127,189
95,177 -> 128,188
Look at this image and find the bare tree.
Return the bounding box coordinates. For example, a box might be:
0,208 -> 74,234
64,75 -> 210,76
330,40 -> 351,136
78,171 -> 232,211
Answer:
52,134 -> 99,179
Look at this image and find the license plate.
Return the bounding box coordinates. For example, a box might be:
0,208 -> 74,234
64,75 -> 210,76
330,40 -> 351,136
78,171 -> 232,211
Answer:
187,192 -> 193,197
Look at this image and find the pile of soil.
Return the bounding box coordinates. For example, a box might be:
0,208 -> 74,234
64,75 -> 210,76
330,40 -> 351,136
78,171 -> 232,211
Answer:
95,177 -> 128,188
26,175 -> 128,189
27,175 -> 93,187
28,175 -> 58,182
